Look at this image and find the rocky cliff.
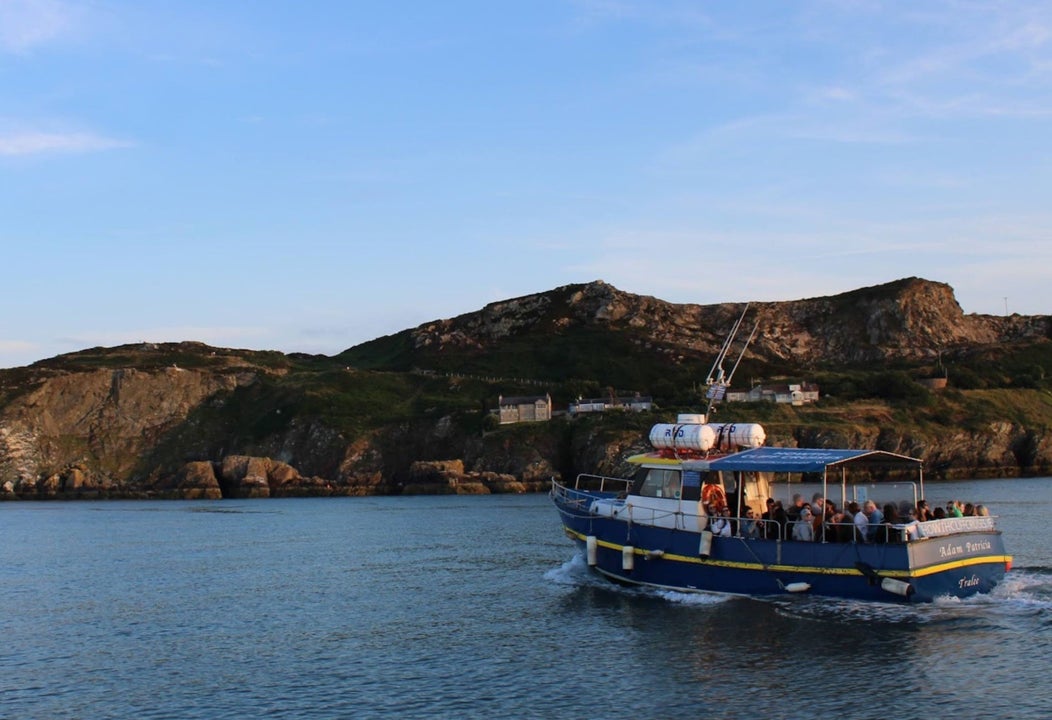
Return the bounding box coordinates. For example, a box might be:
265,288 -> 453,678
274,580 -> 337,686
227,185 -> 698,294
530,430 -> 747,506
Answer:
1,279 -> 1050,500
410,277 -> 1048,364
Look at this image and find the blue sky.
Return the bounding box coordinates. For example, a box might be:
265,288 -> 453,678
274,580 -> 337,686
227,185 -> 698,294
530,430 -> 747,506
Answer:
2,1 -> 1051,369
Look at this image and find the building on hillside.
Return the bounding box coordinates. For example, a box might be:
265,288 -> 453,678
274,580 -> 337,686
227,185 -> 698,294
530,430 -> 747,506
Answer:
496,394 -> 552,424
725,382 -> 819,406
568,394 -> 654,414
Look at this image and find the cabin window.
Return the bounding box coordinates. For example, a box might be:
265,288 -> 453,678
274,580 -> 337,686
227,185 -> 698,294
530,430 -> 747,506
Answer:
682,470 -> 702,501
638,469 -> 682,499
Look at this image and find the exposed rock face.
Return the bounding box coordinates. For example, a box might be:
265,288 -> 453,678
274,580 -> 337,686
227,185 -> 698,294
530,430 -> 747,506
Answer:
410,277 -> 1050,364
0,365 -> 253,494
166,461 -> 222,500
402,459 -> 536,494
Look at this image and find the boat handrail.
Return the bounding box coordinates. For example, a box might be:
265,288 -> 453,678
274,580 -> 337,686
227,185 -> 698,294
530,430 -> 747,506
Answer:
572,473 -> 633,493
553,483 -> 1000,545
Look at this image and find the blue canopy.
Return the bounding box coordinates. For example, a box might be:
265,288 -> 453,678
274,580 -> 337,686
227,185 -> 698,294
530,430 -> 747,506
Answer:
684,446 -> 921,474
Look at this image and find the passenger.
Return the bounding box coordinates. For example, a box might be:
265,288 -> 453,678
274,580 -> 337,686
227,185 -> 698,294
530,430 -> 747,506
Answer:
761,498 -> 775,538
901,507 -> 924,540
792,507 -> 815,541
772,501 -> 788,540
837,502 -> 859,543
866,501 -> 885,542
917,499 -> 934,521
741,507 -> 762,538
787,493 -> 805,522
975,504 -> 990,517
821,501 -> 838,542
710,507 -> 732,537
813,501 -> 829,541
946,500 -> 964,518
853,502 -> 870,542
963,502 -> 975,517
762,498 -> 775,519
933,506 -> 946,520
811,493 -> 825,519
880,503 -> 899,543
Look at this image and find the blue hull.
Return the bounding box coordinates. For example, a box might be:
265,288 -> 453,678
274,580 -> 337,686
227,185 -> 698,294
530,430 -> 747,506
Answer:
554,489 -> 1009,603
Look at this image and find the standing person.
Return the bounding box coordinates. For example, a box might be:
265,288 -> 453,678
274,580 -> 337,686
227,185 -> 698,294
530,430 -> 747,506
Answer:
854,502 -> 870,542
773,501 -> 788,540
865,500 -> 884,542
760,498 -> 775,539
793,507 -> 815,541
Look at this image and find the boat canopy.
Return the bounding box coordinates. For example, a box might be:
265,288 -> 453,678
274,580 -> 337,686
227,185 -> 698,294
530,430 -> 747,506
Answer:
682,446 -> 922,474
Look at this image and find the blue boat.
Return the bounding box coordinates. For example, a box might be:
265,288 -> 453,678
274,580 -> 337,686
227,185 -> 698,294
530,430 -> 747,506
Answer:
550,307 -> 1011,603
551,438 -> 1012,602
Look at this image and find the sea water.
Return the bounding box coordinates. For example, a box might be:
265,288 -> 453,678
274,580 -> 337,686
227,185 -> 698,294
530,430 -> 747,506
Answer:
1,477 -> 1050,719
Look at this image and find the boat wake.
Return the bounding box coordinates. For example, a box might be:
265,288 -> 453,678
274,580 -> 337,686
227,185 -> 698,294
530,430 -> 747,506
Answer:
545,552 -> 732,605
545,556 -> 1049,616
767,567 -> 1052,625
543,552 -> 593,586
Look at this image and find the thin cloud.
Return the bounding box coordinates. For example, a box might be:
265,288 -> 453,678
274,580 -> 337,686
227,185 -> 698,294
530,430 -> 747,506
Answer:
0,130 -> 133,156
0,0 -> 76,53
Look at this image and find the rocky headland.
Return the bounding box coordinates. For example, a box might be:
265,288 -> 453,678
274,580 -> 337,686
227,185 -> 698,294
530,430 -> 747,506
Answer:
2,277 -> 1050,500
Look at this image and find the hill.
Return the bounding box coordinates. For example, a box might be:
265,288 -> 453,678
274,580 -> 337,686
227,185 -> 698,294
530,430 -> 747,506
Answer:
2,278 -> 1051,500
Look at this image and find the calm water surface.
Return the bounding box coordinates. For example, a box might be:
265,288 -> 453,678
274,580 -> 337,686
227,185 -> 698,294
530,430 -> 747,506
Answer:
1,477 -> 1050,720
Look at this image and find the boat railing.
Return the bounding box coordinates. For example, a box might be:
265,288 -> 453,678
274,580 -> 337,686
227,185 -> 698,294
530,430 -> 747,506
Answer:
549,479 -> 596,516
572,473 -> 633,493
553,484 -> 998,544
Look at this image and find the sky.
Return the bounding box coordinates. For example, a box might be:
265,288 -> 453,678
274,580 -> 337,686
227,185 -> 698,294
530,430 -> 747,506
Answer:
2,0 -> 1052,369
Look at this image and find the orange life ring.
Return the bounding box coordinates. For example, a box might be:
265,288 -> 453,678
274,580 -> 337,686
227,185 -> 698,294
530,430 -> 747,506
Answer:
702,483 -> 726,511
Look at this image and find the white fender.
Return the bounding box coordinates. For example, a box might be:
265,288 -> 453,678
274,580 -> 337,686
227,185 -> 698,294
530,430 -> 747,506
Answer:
699,530 -> 713,558
881,577 -> 914,597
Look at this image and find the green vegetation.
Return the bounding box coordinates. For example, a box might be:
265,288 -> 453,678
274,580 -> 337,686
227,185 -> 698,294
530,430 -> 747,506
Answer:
4,325 -> 1051,467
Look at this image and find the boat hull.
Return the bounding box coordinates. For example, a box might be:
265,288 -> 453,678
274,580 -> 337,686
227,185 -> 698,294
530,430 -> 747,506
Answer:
554,490 -> 1009,603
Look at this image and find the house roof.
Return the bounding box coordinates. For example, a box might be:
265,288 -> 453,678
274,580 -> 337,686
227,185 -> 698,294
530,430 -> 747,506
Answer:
499,395 -> 550,405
